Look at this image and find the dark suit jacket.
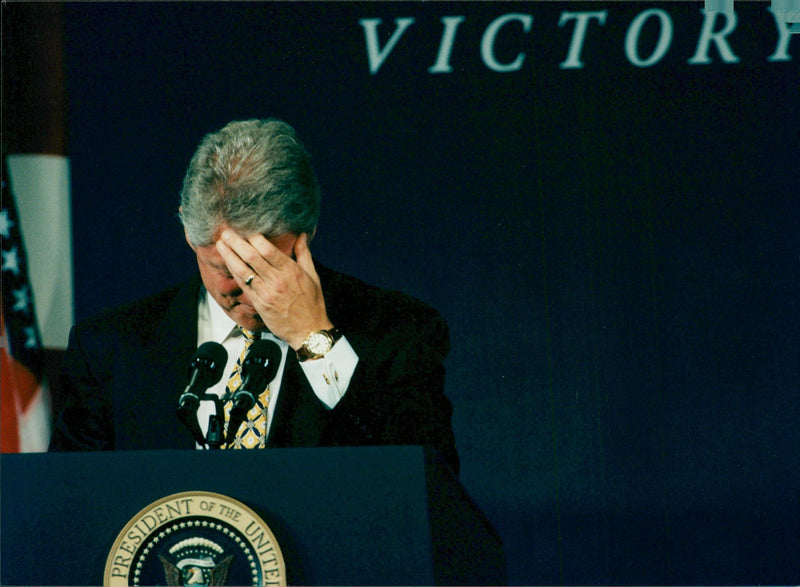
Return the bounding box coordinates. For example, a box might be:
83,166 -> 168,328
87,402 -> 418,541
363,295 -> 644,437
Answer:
49,264 -> 459,472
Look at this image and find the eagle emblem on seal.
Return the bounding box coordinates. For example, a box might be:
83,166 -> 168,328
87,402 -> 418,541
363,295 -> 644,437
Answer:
159,537 -> 234,586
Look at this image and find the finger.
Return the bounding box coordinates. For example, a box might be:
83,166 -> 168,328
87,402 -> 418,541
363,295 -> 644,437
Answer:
244,232 -> 294,271
219,229 -> 275,276
215,239 -> 257,286
294,233 -> 320,284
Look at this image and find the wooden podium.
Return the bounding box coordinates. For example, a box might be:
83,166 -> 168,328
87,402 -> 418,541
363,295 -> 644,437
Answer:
1,446 -> 504,585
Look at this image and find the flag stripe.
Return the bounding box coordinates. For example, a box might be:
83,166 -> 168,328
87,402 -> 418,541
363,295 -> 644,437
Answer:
1,317 -> 48,453
0,332 -> 22,453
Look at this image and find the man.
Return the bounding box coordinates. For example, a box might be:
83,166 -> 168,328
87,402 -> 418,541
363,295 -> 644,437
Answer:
49,118 -> 459,473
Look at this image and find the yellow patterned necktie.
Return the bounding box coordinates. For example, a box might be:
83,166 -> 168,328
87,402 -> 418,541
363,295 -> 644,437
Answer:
223,328 -> 271,449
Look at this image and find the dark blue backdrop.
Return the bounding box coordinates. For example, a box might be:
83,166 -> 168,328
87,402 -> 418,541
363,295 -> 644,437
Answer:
63,2 -> 798,584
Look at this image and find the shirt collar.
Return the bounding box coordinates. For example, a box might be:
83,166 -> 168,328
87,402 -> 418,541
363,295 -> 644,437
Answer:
201,287 -> 241,343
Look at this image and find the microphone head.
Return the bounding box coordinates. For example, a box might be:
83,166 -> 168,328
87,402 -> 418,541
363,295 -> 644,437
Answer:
241,339 -> 282,385
190,341 -> 228,387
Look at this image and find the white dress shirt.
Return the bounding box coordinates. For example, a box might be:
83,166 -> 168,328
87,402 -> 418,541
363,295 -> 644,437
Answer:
194,287 -> 359,445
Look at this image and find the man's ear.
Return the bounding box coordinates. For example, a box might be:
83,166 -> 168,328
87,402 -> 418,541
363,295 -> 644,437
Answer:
183,226 -> 196,251
179,207 -> 194,249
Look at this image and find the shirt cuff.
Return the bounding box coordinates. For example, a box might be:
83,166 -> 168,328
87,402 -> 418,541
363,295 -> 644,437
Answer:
299,335 -> 359,409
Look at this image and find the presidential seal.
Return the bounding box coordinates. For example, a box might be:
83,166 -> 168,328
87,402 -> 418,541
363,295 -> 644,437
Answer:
105,491 -> 285,586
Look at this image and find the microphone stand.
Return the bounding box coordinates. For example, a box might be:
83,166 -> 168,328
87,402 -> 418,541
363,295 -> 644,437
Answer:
204,392 -> 233,450
205,396 -> 226,449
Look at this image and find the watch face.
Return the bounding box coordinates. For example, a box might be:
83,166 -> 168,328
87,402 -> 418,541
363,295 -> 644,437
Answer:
306,332 -> 332,355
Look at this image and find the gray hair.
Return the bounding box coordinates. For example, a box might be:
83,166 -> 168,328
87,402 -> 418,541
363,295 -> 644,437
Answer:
179,118 -> 321,246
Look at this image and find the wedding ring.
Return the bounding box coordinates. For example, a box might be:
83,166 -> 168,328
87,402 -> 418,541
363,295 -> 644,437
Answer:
244,274 -> 255,286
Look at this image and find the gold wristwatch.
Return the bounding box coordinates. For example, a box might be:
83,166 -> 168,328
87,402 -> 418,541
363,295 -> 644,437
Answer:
296,327 -> 342,361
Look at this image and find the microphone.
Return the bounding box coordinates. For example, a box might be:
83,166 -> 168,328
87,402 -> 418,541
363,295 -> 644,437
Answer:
177,341 -> 228,446
225,339 -> 281,446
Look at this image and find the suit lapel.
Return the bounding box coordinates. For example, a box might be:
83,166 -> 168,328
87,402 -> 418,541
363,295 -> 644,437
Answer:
267,351 -> 326,448
143,276 -> 202,449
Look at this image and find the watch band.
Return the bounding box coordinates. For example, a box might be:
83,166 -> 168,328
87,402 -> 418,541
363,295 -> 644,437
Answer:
296,327 -> 342,362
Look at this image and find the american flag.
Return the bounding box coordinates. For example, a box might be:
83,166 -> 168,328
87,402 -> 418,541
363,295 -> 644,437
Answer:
1,157 -> 51,452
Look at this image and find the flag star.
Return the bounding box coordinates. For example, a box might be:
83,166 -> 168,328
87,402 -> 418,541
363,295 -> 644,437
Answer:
24,326 -> 39,349
2,246 -> 20,276
12,286 -> 31,313
0,209 -> 13,239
